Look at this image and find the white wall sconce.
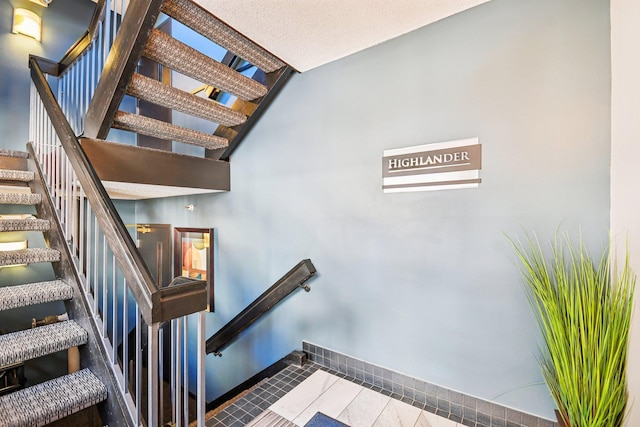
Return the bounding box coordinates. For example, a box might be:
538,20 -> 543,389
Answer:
28,0 -> 53,7
13,8 -> 42,42
0,240 -> 28,268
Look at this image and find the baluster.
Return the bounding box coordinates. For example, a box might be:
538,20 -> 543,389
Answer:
197,312 -> 205,427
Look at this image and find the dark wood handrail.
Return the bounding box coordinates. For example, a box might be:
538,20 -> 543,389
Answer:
58,0 -> 107,75
84,0 -> 165,139
206,259 -> 317,355
29,57 -> 207,324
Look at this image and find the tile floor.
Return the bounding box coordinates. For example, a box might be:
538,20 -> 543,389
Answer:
206,363 -> 461,427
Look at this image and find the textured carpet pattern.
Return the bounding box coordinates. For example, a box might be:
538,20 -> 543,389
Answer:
0,369 -> 107,427
0,280 -> 73,311
161,0 -> 286,73
0,192 -> 41,205
144,29 -> 268,101
127,73 -> 247,127
113,111 -> 229,149
0,248 -> 60,266
0,320 -> 87,366
0,169 -> 33,182
0,218 -> 50,232
0,150 -> 29,159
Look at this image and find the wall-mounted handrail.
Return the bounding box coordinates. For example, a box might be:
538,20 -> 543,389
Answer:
206,259 -> 317,355
29,56 -> 207,324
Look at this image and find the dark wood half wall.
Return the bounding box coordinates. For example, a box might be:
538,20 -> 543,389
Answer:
80,138 -> 230,198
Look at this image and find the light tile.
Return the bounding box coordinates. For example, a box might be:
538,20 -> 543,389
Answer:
337,387 -> 392,427
293,378 -> 363,425
269,370 -> 339,420
418,410 -> 459,427
372,398 -> 421,427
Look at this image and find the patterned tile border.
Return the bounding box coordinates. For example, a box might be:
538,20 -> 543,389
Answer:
302,342 -> 556,427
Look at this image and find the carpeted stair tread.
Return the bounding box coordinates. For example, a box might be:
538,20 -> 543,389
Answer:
161,0 -> 286,73
0,169 -> 34,182
143,29 -> 268,101
0,247 -> 60,267
127,73 -> 247,127
0,218 -> 50,232
112,111 -> 229,150
0,368 -> 106,427
0,320 -> 87,366
0,192 -> 41,205
0,149 -> 29,159
0,280 -> 73,311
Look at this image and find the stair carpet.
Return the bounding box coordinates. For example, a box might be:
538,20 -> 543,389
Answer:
0,156 -> 106,427
112,0 -> 286,151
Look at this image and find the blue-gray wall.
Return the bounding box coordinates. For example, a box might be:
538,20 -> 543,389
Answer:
135,0 -> 610,419
0,0 -> 95,151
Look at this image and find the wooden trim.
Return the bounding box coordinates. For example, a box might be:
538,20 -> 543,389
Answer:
84,0 -> 165,139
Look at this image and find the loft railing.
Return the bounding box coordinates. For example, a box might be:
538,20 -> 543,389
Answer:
29,52 -> 207,427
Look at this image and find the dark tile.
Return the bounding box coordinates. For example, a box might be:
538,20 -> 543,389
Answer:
425,382 -> 437,396
364,361 -> 374,374
492,403 -> 506,419
461,418 -> 476,427
463,394 -> 477,409
538,419 -> 555,427
247,406 -> 264,417
522,413 -> 538,427
450,413 -> 463,423
463,406 -> 477,422
450,402 -> 463,418
382,368 -> 393,381
400,396 -> 414,405
426,393 -> 438,408
506,408 -> 522,423
404,387 -> 415,400
228,419 -> 245,427
492,417 -> 507,427
437,398 -> 450,413
450,390 -> 463,404
435,408 -> 450,418
476,411 -> 491,427
477,399 -> 491,415
436,386 -> 450,401
414,390 -> 426,405
390,392 -> 403,401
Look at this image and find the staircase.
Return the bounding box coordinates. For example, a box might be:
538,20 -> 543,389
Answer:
0,152 -> 107,426
81,0 -> 293,177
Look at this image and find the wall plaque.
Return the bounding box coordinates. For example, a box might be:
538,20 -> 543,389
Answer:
382,137 -> 482,193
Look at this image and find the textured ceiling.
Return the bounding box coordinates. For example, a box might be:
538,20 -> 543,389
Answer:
193,0 -> 490,72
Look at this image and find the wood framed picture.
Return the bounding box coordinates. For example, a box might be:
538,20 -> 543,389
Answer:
174,227 -> 214,311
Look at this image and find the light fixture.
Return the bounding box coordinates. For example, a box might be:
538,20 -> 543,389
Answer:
0,240 -> 28,268
12,8 -> 42,42
28,0 -> 53,6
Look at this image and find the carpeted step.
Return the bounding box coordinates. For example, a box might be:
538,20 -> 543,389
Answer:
0,192 -> 41,205
0,368 -> 107,427
0,247 -> 60,267
0,280 -> 73,311
161,0 -> 286,73
0,218 -> 50,232
0,169 -> 34,182
0,320 -> 87,366
112,111 -> 229,149
0,150 -> 29,159
143,29 -> 268,101
126,72 -> 247,127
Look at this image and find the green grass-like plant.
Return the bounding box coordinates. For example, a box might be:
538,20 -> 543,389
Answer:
510,234 -> 635,427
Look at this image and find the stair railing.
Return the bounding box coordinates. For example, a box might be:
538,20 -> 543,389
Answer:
29,55 -> 207,426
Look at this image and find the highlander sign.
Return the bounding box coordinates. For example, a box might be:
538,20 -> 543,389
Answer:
382,137 -> 481,193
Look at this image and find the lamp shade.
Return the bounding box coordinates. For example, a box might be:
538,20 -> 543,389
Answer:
13,8 -> 42,42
